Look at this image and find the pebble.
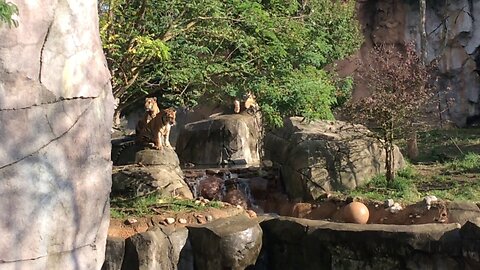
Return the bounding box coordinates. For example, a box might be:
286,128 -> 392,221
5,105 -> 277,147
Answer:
125,218 -> 138,225
384,199 -> 395,208
178,218 -> 187,224
424,195 -> 438,210
206,215 -> 213,222
165,217 -> 175,225
389,202 -> 403,213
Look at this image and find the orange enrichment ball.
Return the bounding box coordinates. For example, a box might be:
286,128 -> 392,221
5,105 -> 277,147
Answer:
343,202 -> 369,224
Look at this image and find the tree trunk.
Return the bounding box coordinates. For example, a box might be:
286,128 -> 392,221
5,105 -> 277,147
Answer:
385,122 -> 396,182
406,131 -> 419,160
419,0 -> 427,62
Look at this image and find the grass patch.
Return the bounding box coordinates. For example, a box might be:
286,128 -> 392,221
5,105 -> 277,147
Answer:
415,128 -> 480,163
110,193 -> 223,218
347,167 -> 421,203
346,162 -> 480,203
445,152 -> 480,173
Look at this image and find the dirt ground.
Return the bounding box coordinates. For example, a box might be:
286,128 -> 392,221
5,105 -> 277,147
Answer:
108,205 -> 254,239
108,197 -> 464,239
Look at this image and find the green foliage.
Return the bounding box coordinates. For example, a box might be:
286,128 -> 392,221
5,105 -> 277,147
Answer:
349,167 -> 421,202
342,43 -> 435,181
110,194 -> 223,217
446,152 -> 480,173
99,0 -> 362,126
0,0 -> 18,27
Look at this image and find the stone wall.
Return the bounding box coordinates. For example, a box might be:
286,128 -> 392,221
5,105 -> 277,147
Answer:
338,0 -> 480,127
0,1 -> 113,269
103,216 -> 480,269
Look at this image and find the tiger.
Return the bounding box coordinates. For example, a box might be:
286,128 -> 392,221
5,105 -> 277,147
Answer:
233,91 -> 259,114
135,97 -> 160,140
137,108 -> 176,150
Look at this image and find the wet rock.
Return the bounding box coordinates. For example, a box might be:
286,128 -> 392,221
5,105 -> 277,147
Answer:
198,175 -> 223,200
188,214 -> 262,270
223,189 -> 249,209
245,177 -> 269,200
264,118 -> 405,200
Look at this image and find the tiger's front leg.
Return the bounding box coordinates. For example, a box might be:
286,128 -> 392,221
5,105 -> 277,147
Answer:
154,131 -> 163,150
164,125 -> 173,149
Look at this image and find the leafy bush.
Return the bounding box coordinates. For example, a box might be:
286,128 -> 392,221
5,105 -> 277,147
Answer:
0,0 -> 18,27
99,0 -> 362,126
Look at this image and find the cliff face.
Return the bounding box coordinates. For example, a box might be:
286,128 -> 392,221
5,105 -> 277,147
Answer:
340,0 -> 480,127
0,1 -> 114,269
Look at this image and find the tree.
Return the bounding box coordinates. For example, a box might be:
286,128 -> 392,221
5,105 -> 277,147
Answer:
99,0 -> 362,126
343,43 -> 434,181
405,0 -> 428,160
0,0 -> 18,27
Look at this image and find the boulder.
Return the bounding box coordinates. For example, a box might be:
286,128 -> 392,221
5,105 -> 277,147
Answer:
188,214 -> 262,270
447,201 -> 480,225
0,0 -> 113,269
259,217 -> 463,270
176,113 -> 262,166
102,237 -> 126,270
265,118 -> 405,200
122,226 -> 193,270
112,149 -> 193,199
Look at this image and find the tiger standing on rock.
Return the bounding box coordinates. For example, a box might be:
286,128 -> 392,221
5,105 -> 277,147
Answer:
136,108 -> 176,150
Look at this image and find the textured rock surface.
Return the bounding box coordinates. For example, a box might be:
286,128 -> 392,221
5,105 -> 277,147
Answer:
121,227 -> 193,270
0,0 -> 113,269
265,117 -> 405,200
259,217 -> 465,270
112,149 -> 193,199
102,238 -> 126,270
176,113 -> 262,166
188,214 -> 263,270
341,0 -> 480,127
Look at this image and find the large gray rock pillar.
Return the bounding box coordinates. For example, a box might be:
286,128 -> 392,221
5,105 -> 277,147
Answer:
0,0 -> 113,269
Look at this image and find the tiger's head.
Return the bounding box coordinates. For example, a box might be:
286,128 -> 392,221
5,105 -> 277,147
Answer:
162,108 -> 176,126
144,97 -> 158,112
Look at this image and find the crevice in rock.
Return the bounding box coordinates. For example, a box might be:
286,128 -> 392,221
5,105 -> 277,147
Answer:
0,242 -> 95,263
0,99 -> 93,170
39,21 -> 53,84
0,96 -> 96,111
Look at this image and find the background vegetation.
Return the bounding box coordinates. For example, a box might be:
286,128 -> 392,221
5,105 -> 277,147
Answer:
99,0 -> 362,126
0,0 -> 18,27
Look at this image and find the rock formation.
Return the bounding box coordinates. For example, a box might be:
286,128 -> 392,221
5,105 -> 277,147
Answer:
264,117 -> 405,200
0,1 -> 113,269
176,113 -> 262,166
340,0 -> 480,127
112,149 -> 193,199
